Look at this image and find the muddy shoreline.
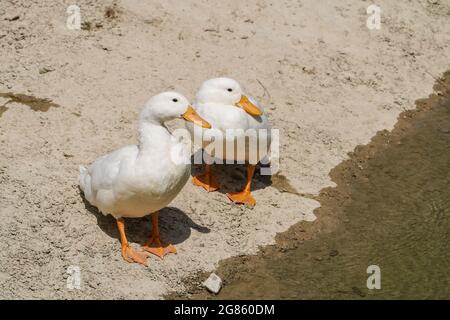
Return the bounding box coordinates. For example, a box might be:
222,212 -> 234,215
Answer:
169,70 -> 450,299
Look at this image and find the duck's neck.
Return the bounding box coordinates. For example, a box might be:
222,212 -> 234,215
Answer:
138,120 -> 172,155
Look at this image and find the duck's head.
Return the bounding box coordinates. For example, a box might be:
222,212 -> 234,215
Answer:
141,91 -> 211,128
196,78 -> 263,117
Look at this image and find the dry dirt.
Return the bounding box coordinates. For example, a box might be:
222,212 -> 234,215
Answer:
0,0 -> 449,299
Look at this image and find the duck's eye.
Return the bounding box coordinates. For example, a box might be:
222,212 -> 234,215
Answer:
172,98 -> 178,103
227,88 -> 233,92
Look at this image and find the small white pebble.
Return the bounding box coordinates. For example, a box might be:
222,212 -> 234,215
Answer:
203,273 -> 222,294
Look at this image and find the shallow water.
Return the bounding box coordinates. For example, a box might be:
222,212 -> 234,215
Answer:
200,72 -> 450,299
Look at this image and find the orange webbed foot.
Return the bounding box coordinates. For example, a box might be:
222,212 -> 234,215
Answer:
226,190 -> 256,206
192,174 -> 220,192
122,245 -> 149,266
142,237 -> 177,259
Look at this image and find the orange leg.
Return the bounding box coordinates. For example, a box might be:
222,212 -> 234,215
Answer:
192,164 -> 220,192
142,211 -> 177,259
117,218 -> 149,266
227,164 -> 257,206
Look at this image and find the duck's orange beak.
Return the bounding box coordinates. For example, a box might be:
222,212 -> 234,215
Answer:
182,106 -> 211,128
236,95 -> 263,116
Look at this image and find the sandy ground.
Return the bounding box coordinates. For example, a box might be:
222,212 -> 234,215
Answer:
0,0 -> 449,299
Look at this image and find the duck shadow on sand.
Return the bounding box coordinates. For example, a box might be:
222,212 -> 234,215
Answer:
80,188 -> 210,246
190,150 -> 273,195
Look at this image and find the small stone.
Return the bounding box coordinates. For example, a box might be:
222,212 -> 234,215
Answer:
203,273 -> 222,294
39,66 -> 54,74
204,27 -> 218,33
81,21 -> 92,30
352,286 -> 366,297
144,17 -> 163,27
329,249 -> 339,257
105,7 -> 118,19
5,14 -> 20,21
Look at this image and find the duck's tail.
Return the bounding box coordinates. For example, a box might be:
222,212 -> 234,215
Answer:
79,165 -> 92,200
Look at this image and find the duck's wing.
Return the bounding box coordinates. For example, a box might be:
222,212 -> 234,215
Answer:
87,145 -> 138,198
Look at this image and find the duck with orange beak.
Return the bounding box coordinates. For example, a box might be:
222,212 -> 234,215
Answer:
186,78 -> 271,206
79,92 -> 211,266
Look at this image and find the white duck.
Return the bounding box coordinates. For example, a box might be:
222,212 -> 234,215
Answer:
79,92 -> 210,266
186,78 -> 271,206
